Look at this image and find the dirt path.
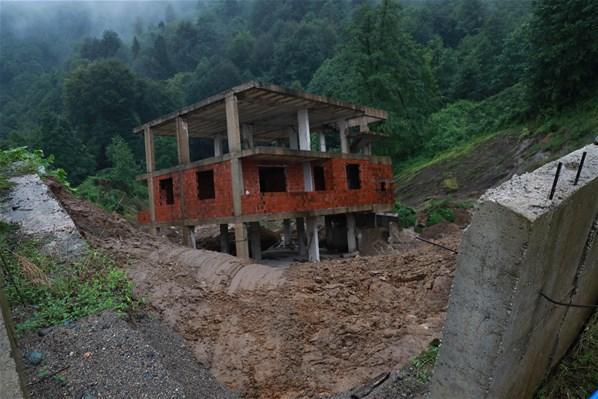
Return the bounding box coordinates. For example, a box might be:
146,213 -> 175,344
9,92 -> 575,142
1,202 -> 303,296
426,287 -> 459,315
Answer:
49,182 -> 459,398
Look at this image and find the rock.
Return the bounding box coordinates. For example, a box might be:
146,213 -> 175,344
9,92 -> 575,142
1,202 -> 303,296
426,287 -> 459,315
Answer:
431,275 -> 452,294
37,327 -> 52,337
24,350 -> 43,365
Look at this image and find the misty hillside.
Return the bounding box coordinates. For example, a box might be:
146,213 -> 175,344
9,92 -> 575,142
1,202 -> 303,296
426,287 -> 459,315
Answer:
0,0 -> 597,215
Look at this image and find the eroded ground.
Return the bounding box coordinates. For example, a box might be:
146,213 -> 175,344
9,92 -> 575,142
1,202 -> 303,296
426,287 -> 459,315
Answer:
50,182 -> 460,398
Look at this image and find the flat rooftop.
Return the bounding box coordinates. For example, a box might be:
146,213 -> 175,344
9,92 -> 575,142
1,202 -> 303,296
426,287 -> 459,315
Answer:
133,81 -> 388,140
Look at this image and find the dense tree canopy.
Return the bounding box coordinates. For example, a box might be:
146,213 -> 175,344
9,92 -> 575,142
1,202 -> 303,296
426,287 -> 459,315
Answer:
0,0 -> 594,209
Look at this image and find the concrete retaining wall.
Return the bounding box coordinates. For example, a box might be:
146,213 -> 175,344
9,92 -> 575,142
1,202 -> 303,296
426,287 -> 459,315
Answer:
430,143 -> 598,398
0,277 -> 27,399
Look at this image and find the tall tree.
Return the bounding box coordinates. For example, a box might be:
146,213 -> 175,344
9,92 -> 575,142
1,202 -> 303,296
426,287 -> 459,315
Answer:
310,0 -> 440,160
529,0 -> 598,107
36,113 -> 95,184
131,36 -> 140,60
63,59 -> 138,167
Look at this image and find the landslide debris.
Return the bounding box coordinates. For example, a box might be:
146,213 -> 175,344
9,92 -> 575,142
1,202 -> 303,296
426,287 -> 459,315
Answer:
50,181 -> 460,398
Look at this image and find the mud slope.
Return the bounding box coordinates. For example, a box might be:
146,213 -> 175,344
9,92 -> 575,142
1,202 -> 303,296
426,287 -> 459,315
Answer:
50,182 -> 459,398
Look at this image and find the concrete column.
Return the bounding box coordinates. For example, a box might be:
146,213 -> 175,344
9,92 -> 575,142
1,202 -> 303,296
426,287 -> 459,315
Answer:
175,116 -> 190,165
337,119 -> 349,154
306,216 -> 320,262
319,132 -> 326,152
282,219 -> 292,247
359,117 -> 370,133
296,217 -> 307,256
233,223 -> 248,258
242,124 -> 254,149
324,215 -> 333,249
288,127 -> 299,150
303,163 -> 314,192
214,135 -> 224,156
225,93 -> 249,259
297,109 -> 310,151
144,126 -> 157,235
346,213 -> 357,253
297,109 -> 314,191
182,226 -> 196,249
220,224 -> 230,253
249,222 -> 261,260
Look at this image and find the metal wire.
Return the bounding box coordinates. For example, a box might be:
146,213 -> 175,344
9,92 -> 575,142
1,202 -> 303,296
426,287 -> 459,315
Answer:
539,292 -> 598,309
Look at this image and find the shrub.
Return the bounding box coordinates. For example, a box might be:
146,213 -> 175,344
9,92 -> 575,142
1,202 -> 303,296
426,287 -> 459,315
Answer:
394,201 -> 416,228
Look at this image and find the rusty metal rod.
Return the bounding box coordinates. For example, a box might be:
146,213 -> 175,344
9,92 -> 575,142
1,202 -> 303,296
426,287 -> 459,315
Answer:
574,151 -> 587,186
549,162 -> 562,200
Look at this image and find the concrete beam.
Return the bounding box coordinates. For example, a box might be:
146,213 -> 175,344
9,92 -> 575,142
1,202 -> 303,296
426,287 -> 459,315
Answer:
175,116 -> 191,165
346,213 -> 357,253
430,144 -> 598,399
249,222 -> 261,260
306,216 -> 320,262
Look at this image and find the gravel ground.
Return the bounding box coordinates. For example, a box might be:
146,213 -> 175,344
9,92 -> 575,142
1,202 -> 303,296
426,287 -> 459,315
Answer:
20,311 -> 240,399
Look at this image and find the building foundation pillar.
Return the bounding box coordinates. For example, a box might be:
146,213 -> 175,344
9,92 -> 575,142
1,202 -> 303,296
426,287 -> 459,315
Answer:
182,226 -> 196,249
249,222 -> 261,260
296,217 -> 307,257
282,219 -> 292,247
306,216 -> 320,262
220,224 -> 230,254
346,213 -> 357,253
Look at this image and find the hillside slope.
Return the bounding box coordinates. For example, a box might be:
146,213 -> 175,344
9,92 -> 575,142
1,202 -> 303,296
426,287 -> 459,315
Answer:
396,92 -> 598,207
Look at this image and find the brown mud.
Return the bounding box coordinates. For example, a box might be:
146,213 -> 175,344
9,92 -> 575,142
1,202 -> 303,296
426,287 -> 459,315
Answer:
49,181 -> 459,398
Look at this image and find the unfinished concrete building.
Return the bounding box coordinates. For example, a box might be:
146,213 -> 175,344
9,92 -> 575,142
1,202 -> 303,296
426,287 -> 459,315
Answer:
136,81 -> 393,261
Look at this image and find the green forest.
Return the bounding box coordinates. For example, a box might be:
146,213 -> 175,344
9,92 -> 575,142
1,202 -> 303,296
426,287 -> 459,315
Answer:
1,0 -> 597,214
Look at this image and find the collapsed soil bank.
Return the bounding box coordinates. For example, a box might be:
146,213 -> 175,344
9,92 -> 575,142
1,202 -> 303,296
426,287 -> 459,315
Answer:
50,182 -> 458,398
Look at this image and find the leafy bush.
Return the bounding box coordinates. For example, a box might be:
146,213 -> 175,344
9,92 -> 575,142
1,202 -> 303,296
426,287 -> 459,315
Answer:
0,223 -> 138,334
394,201 -> 417,228
77,137 -> 147,218
426,208 -> 455,226
0,147 -> 71,189
424,199 -> 456,226
423,84 -> 529,156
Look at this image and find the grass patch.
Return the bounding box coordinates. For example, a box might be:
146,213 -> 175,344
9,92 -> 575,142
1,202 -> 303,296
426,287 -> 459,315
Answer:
0,222 -> 138,334
535,311 -> 598,399
397,131 -> 502,183
411,339 -> 440,383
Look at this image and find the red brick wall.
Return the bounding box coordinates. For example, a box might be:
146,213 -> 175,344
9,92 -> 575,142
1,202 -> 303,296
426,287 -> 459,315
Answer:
150,161 -> 234,223
140,156 -> 393,224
